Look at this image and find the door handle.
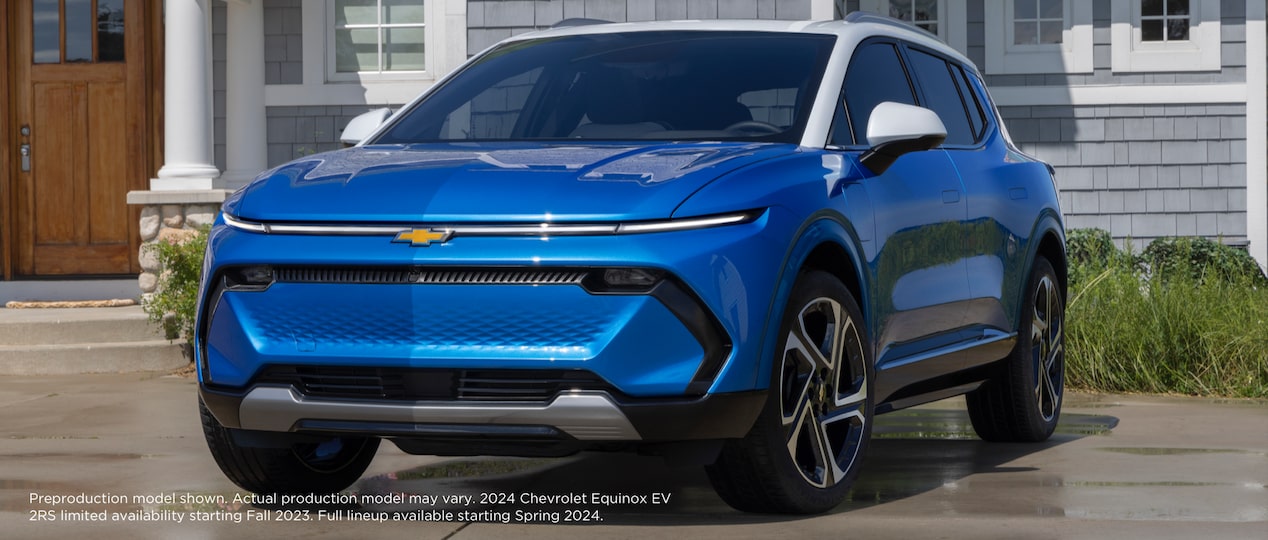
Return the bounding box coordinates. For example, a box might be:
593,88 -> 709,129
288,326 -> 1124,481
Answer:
19,144 -> 31,172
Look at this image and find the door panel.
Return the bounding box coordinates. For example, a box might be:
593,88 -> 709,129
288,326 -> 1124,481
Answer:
11,0 -> 145,276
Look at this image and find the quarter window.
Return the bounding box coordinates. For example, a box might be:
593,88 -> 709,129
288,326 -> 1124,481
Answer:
839,42 -> 917,146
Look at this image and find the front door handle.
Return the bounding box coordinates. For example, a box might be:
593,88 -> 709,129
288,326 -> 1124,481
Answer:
19,144 -> 30,172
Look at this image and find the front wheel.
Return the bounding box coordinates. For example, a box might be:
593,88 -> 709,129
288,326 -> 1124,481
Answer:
706,270 -> 873,514
967,255 -> 1065,442
200,396 -> 380,494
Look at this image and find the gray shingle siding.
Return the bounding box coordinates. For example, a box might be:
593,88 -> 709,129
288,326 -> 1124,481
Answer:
466,0 -> 812,53
264,0 -> 304,85
1003,104 -> 1249,247
263,106 -> 403,168
968,0 -> 1247,85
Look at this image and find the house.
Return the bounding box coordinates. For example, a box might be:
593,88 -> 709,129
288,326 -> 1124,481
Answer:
0,0 -> 1263,300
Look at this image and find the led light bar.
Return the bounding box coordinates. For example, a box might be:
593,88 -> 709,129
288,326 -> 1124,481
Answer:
221,210 -> 761,237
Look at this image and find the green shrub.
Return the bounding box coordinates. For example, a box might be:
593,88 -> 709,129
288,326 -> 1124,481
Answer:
1066,229 -> 1268,398
142,228 -> 208,343
1139,236 -> 1267,285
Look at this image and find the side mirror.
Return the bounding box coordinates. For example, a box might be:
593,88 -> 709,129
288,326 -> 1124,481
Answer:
339,107 -> 393,146
859,102 -> 947,174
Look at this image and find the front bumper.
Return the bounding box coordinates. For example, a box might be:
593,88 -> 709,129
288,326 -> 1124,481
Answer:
196,209 -> 792,443
200,384 -> 766,442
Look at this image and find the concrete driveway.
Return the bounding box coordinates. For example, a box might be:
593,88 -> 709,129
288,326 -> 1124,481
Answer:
2,373 -> 1265,539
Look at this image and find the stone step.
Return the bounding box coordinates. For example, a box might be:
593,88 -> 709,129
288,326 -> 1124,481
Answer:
0,306 -> 167,346
0,340 -> 188,375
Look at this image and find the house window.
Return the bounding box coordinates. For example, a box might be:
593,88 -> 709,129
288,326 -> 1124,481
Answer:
1012,0 -> 1064,45
887,0 -> 939,36
1110,0 -> 1218,72
985,0 -> 1092,74
1140,0 -> 1189,42
331,0 -> 425,74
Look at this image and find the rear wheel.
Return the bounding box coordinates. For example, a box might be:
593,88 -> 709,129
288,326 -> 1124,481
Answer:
199,396 -> 379,494
707,270 -> 873,514
967,255 -> 1064,442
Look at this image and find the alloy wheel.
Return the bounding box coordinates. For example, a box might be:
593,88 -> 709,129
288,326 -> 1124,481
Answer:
1031,274 -> 1064,423
779,297 -> 868,489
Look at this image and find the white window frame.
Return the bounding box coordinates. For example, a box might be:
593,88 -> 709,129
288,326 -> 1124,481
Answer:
327,1 -> 429,82
1111,0 -> 1221,72
263,0 -> 467,107
985,0 -> 1093,74
858,0 -> 968,55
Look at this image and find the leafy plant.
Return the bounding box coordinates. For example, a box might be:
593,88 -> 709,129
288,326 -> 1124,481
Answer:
143,227 -> 209,343
1065,229 -> 1268,398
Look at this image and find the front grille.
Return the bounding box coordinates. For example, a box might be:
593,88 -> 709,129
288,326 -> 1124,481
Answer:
274,267 -> 587,285
257,366 -> 616,402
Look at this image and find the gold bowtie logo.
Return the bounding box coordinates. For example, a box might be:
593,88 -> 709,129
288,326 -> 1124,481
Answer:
392,228 -> 451,247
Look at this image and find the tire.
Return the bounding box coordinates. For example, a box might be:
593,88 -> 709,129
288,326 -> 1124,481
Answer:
706,270 -> 873,514
199,396 -> 380,494
966,255 -> 1065,442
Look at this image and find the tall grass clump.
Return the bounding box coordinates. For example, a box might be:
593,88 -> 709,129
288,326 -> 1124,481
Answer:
1065,229 -> 1268,398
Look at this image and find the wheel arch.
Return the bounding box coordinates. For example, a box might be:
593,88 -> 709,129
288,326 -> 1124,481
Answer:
754,213 -> 871,390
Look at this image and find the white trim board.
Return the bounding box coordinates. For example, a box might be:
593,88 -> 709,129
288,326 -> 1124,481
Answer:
1244,0 -> 1267,269
991,84 -> 1247,106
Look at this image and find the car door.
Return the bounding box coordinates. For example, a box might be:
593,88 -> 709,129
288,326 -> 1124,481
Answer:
904,48 -> 1019,361
831,40 -> 971,381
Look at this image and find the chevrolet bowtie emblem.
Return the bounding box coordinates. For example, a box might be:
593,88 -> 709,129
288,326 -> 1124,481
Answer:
392,228 -> 451,247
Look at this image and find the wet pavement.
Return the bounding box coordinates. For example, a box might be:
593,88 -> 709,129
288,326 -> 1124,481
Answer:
1,373 -> 1265,539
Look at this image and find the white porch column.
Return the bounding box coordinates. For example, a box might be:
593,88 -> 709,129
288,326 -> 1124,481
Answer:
222,0 -> 267,189
152,0 -> 219,190
1247,0 -> 1267,270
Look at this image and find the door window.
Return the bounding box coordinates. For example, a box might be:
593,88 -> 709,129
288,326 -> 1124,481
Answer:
32,0 -> 124,64
906,48 -> 976,146
837,42 -> 916,147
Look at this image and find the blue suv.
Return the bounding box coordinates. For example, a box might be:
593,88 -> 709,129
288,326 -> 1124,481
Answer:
197,14 -> 1066,514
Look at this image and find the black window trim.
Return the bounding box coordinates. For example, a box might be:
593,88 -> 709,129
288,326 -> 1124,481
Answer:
897,42 -> 989,150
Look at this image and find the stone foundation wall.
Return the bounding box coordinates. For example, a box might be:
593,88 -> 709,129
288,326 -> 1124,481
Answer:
126,190 -> 231,298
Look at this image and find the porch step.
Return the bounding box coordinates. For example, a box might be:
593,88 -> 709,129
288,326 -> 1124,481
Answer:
0,306 -> 187,375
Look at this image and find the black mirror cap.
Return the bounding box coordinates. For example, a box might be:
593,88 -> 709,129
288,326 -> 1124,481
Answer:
859,133 -> 947,175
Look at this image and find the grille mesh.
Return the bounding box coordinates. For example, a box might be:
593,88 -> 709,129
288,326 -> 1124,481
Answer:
274,267 -> 587,285
258,366 -> 615,402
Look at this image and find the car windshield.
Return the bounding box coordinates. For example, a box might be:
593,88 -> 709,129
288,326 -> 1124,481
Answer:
374,31 -> 837,144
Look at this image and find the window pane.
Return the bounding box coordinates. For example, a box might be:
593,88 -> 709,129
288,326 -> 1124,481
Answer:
66,0 -> 93,62
842,43 -> 915,145
1039,0 -> 1062,19
335,28 -> 379,72
909,49 -> 974,145
97,0 -> 125,62
888,0 -> 913,21
953,66 -> 985,139
913,0 -> 937,21
1039,21 -> 1062,44
1167,18 -> 1190,40
335,0 -> 378,25
1014,21 -> 1037,45
33,0 -> 60,64
1141,19 -> 1164,41
1166,0 -> 1189,16
1015,0 -> 1036,20
382,0 -> 425,24
385,27 -> 425,71
1141,0 -> 1164,17
460,67 -> 543,139
740,88 -> 798,128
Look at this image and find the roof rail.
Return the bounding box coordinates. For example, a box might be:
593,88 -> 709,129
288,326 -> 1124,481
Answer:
843,11 -> 920,33
551,18 -> 613,29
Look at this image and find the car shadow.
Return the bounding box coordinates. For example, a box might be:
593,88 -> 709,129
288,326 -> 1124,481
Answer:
279,406 -> 1118,525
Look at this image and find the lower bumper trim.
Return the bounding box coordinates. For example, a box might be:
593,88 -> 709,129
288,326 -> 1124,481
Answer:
238,386 -> 641,441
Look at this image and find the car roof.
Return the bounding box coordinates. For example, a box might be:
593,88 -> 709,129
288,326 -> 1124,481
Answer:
502,13 -> 977,73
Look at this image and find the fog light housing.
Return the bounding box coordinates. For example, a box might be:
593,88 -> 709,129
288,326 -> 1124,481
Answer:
583,268 -> 664,293
224,266 -> 274,290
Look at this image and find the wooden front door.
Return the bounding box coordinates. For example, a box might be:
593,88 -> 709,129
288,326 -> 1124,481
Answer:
8,0 -> 148,276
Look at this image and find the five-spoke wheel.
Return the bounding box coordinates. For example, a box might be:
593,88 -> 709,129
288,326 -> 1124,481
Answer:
707,270 -> 873,514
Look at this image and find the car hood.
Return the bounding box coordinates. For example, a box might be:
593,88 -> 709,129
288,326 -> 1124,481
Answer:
228,142 -> 798,223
